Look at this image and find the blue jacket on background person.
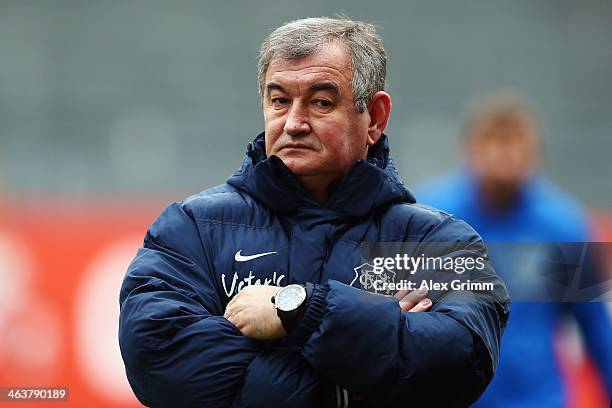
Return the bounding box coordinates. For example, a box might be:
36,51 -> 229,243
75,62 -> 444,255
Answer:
118,133 -> 509,407
417,169 -> 612,408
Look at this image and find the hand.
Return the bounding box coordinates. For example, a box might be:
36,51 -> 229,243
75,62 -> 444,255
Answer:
224,285 -> 286,340
394,289 -> 432,312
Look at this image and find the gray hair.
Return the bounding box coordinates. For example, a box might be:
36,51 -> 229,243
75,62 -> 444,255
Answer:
258,17 -> 387,113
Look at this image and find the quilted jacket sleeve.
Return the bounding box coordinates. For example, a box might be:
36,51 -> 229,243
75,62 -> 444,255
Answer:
119,202 -> 263,407
236,348 -> 329,408
120,202 -> 334,407
287,217 -> 510,407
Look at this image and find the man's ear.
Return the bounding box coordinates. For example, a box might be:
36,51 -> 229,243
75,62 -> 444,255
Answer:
366,91 -> 392,146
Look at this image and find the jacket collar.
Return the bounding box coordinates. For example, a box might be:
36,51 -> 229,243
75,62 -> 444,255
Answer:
227,132 -> 415,218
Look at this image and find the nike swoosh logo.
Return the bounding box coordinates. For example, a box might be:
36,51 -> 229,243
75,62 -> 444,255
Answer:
234,250 -> 277,262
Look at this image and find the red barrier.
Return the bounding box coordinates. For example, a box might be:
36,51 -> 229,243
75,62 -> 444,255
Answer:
0,199 -> 167,407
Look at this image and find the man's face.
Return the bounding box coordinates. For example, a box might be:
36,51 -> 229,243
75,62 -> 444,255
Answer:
262,43 -> 371,180
466,116 -> 539,207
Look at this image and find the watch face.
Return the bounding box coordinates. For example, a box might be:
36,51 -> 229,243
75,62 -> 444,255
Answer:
276,284 -> 306,312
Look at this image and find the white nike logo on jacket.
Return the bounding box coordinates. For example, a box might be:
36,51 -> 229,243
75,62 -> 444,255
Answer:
234,250 -> 277,262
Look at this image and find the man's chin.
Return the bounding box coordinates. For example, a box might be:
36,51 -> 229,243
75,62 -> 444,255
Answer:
275,156 -> 319,176
281,160 -> 315,176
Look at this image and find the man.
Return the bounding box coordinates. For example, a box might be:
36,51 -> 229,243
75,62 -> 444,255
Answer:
417,92 -> 612,407
119,17 -> 509,407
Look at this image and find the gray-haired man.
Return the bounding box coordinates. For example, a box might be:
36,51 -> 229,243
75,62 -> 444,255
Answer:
119,17 -> 509,407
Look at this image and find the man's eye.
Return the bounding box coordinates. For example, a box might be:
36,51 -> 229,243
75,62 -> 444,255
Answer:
313,99 -> 332,109
271,98 -> 289,107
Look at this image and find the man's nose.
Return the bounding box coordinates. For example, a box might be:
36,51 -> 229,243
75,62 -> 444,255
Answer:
284,102 -> 311,136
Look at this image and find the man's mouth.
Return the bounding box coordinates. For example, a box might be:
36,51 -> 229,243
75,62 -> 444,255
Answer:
280,143 -> 314,150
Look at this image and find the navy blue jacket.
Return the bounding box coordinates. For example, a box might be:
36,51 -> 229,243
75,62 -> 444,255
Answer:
119,133 -> 509,407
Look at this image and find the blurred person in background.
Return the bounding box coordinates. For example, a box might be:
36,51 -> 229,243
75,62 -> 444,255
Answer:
416,91 -> 612,407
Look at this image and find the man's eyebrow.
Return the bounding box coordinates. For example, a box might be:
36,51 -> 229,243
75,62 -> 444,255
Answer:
265,81 -> 340,96
308,81 -> 339,95
266,82 -> 285,95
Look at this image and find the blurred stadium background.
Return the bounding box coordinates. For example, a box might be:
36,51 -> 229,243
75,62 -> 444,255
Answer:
0,1 -> 610,407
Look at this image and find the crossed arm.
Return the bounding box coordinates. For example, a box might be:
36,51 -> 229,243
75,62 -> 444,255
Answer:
223,284 -> 432,340
119,204 -> 508,407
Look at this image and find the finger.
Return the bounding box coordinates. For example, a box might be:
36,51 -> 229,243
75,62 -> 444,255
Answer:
224,297 -> 236,317
224,292 -> 246,318
226,308 -> 244,327
407,298 -> 432,313
224,301 -> 237,320
231,310 -> 245,328
398,289 -> 428,311
394,289 -> 411,301
227,292 -> 241,306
